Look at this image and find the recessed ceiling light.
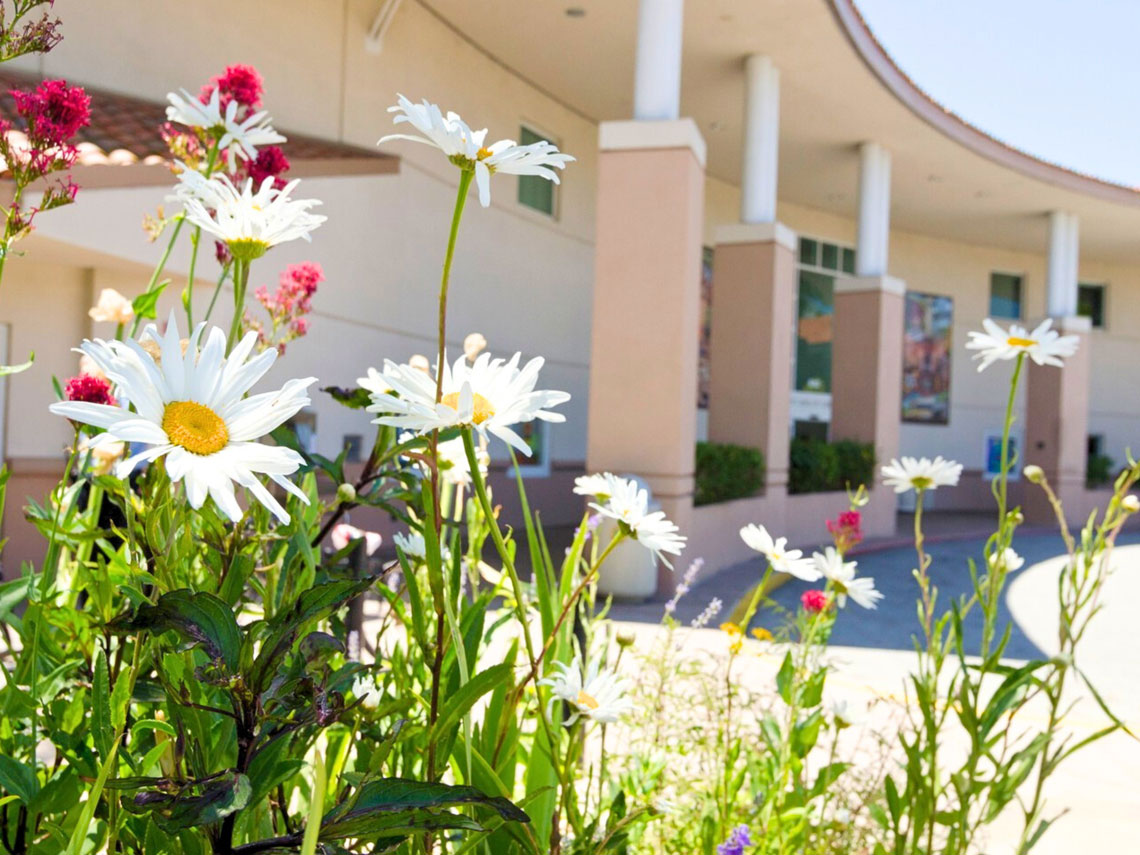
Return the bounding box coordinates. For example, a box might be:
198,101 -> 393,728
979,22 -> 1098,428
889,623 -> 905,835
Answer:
565,7 -> 586,17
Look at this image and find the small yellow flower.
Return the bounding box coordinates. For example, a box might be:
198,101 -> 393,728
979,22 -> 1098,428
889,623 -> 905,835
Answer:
720,621 -> 742,636
750,627 -> 773,642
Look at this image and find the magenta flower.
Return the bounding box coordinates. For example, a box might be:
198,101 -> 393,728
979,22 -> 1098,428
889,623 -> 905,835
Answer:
200,64 -> 264,112
826,509 -> 864,553
64,374 -> 115,407
801,589 -> 829,614
11,78 -> 90,146
247,144 -> 290,189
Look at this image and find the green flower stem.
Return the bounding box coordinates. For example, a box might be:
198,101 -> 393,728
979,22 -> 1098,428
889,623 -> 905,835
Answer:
182,144 -> 219,329
131,216 -> 185,338
227,257 -> 250,351
203,262 -> 232,324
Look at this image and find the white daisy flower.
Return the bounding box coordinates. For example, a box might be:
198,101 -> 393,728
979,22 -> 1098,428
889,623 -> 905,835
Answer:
590,476 -> 686,568
166,88 -> 287,172
49,313 -> 315,524
739,524 -> 821,581
357,367 -> 392,397
813,547 -> 883,609
176,172 -> 325,260
379,94 -> 574,207
966,318 -> 1080,373
539,656 -> 633,725
830,699 -> 859,728
881,456 -> 963,493
392,530 -> 451,564
988,547 -> 1025,572
573,472 -> 620,501
350,672 -> 381,711
366,351 -> 569,456
330,523 -> 382,556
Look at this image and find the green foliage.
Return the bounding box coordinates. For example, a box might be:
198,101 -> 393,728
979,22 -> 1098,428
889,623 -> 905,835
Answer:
694,441 -> 765,506
788,438 -> 874,494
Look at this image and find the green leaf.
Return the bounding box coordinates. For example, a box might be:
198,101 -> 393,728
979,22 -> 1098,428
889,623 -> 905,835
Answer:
322,385 -> 374,410
132,282 -> 168,320
65,733 -> 121,855
0,754 -> 39,804
431,663 -> 511,745
123,772 -> 251,832
92,648 -> 114,760
320,778 -> 529,841
109,589 -> 240,671
776,651 -> 795,704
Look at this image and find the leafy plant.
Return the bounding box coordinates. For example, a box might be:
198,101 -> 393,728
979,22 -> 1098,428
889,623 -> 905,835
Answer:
694,442 -> 765,506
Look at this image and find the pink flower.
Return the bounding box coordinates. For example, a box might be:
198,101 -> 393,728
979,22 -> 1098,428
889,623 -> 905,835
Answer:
247,145 -> 290,189
12,79 -> 90,147
200,64 -> 264,112
826,510 -> 863,553
330,523 -> 382,556
801,589 -> 829,614
64,374 -> 115,407
242,262 -> 324,352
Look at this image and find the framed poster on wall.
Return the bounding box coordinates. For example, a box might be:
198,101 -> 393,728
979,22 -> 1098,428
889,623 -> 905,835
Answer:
902,292 -> 953,424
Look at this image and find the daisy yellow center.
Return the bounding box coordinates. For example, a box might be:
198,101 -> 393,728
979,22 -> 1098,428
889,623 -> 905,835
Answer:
910,476 -> 933,489
162,401 -> 229,456
440,391 -> 495,425
476,146 -> 493,160
576,691 -> 599,710
1006,336 -> 1036,348
227,237 -> 269,262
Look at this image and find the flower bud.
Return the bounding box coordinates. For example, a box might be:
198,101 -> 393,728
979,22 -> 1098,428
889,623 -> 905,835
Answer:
409,354 -> 431,373
1122,495 -> 1139,513
615,630 -> 636,648
463,332 -> 487,361
336,483 -> 357,504
1023,465 -> 1045,484
88,287 -> 134,325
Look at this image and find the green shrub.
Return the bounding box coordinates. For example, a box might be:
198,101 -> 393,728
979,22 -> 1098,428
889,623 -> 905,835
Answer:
789,437 -> 874,494
1087,453 -> 1115,488
694,441 -> 765,506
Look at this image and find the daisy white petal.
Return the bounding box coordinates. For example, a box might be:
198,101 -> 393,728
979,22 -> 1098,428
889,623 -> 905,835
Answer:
49,313 -> 315,523
366,351 -> 569,454
739,524 -> 821,581
880,456 -> 962,493
965,317 -> 1079,373
539,655 -> 634,726
812,547 -> 882,609
378,95 -> 573,207
589,476 -> 686,568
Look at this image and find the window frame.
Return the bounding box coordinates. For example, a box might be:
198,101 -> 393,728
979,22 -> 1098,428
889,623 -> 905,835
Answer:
988,270 -> 1025,321
516,122 -> 561,220
1077,282 -> 1107,330
512,419 -> 552,479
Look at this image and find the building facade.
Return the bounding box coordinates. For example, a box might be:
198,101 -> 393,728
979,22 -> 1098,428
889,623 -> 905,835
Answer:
0,0 -> 1136,584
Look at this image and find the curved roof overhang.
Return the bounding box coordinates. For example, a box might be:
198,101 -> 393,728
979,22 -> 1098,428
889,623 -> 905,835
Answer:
420,0 -> 1140,264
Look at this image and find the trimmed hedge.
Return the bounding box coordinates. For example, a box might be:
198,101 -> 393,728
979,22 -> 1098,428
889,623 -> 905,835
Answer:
789,438 -> 875,495
694,442 -> 765,506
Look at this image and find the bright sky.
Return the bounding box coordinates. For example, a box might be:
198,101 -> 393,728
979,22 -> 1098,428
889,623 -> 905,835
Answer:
856,0 -> 1140,187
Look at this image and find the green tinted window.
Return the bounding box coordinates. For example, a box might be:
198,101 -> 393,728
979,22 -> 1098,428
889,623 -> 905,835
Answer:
989,272 -> 1022,319
517,127 -> 555,215
795,269 -> 834,393
1078,283 -> 1105,328
820,242 -> 839,270
841,247 -> 856,274
799,238 -> 818,266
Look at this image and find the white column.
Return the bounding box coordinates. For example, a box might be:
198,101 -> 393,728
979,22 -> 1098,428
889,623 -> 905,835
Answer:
633,0 -> 684,120
740,55 -> 780,224
1046,210 -> 1080,317
855,142 -> 891,277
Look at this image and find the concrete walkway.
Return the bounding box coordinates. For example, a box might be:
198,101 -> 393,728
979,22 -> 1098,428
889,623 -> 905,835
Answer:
607,524 -> 1140,855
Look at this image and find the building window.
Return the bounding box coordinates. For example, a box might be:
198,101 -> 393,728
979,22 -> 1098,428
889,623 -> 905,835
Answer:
514,420 -> 551,478
792,237 -> 856,398
989,272 -> 1023,319
1078,283 -> 1106,328
517,126 -> 557,216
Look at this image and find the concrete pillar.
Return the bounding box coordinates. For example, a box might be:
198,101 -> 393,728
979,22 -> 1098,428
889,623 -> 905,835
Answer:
587,119 -> 705,592
1046,211 -> 1079,317
707,224 -> 797,494
633,0 -> 684,121
740,55 -> 780,224
855,142 -> 891,277
1024,316 -> 1091,522
830,276 -> 904,468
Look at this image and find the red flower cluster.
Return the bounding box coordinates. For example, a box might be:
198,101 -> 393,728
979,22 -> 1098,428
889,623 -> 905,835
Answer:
0,78 -> 90,243
245,262 -> 324,354
827,510 -> 864,554
64,374 -> 115,407
12,78 -> 90,147
801,589 -> 829,614
247,145 -> 291,189
200,64 -> 264,112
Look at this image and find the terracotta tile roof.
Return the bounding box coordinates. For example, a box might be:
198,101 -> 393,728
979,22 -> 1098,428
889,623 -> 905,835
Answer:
0,69 -> 395,174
